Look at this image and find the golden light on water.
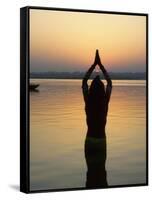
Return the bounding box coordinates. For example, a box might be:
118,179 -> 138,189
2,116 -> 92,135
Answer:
30,79 -> 146,190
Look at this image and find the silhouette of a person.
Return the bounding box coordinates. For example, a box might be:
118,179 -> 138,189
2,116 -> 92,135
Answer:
82,49 -> 112,138
85,137 -> 107,188
82,50 -> 112,188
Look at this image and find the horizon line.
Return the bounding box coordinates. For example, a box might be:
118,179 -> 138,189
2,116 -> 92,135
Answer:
30,71 -> 146,74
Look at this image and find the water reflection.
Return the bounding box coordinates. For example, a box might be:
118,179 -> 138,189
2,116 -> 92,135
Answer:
85,136 -> 108,188
30,79 -> 146,190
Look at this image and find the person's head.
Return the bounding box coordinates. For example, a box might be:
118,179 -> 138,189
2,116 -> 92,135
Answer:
87,75 -> 106,109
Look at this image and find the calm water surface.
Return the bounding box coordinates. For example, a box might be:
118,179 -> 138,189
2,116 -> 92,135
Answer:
30,79 -> 146,191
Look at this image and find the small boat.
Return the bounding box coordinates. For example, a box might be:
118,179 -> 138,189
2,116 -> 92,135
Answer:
29,84 -> 39,91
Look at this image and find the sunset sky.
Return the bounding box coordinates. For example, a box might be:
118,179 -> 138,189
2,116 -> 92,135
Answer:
30,9 -> 146,73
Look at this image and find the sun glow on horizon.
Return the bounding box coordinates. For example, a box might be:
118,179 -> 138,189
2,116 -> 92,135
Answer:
30,9 -> 146,73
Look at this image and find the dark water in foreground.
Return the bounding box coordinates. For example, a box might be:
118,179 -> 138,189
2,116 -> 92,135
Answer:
30,79 -> 146,191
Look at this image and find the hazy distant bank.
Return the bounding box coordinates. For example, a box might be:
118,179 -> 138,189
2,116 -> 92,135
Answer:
30,72 -> 146,80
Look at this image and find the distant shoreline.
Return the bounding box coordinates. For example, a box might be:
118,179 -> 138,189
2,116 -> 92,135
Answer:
30,72 -> 146,80
30,77 -> 146,80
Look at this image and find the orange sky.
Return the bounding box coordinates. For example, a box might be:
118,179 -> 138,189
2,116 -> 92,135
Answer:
30,9 -> 146,73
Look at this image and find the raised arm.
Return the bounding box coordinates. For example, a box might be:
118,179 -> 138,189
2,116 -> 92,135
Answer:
100,63 -> 112,103
82,50 -> 99,86
83,64 -> 95,84
96,50 -> 112,102
82,64 -> 96,102
99,64 -> 112,87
